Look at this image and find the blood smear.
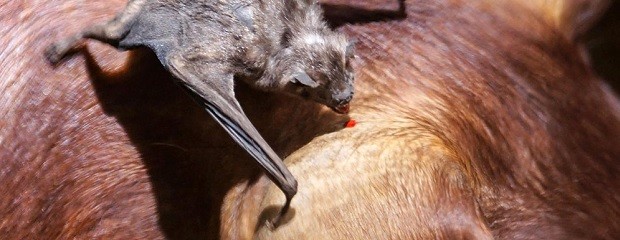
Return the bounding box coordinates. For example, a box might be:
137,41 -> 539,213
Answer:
345,119 -> 357,128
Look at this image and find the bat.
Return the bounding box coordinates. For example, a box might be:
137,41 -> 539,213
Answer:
45,0 -> 355,226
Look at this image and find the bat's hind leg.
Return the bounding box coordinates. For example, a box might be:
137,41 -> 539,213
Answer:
45,0 -> 146,64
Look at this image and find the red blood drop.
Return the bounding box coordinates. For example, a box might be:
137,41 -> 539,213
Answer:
345,119 -> 357,128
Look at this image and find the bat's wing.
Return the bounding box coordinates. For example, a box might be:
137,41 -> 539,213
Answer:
166,54 -> 297,212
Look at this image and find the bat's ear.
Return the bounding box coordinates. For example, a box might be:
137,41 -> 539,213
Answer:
293,71 -> 319,87
346,39 -> 357,58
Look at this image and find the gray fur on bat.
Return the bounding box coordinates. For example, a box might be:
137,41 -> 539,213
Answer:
45,0 -> 355,227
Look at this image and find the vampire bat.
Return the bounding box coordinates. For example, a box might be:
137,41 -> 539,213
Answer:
45,0 -> 355,225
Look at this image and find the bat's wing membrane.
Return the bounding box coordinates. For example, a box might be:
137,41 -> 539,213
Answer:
166,54 -> 298,203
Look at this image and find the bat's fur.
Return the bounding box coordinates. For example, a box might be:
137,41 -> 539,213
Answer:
45,0 -> 355,112
238,1 -> 356,110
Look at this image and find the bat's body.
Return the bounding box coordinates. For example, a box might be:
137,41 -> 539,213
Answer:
45,0 -> 354,225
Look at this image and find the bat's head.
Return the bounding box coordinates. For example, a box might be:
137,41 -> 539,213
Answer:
278,29 -> 356,114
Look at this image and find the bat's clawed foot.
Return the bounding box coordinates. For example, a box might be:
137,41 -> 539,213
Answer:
44,42 -> 67,64
44,37 -> 81,65
265,190 -> 295,230
266,210 -> 290,230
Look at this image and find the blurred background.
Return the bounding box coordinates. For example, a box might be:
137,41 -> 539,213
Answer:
585,1 -> 619,93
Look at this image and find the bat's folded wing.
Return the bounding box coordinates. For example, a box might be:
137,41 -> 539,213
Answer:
165,54 -> 298,204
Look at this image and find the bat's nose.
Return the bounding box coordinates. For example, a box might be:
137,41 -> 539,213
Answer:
330,90 -> 353,114
335,94 -> 353,108
340,95 -> 353,104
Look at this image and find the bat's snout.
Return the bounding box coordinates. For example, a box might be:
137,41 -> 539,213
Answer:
330,93 -> 352,114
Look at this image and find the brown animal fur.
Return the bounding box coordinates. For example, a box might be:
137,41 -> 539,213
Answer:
243,0 -> 620,239
1,0 -> 618,239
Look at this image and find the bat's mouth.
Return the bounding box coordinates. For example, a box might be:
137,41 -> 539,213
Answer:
331,103 -> 350,114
